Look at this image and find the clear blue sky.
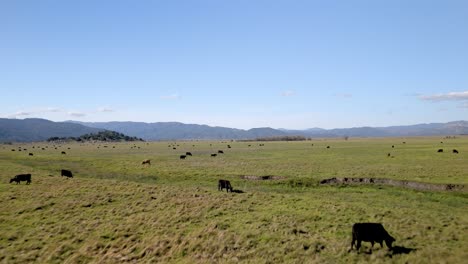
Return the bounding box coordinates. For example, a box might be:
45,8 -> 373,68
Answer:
1,0 -> 467,129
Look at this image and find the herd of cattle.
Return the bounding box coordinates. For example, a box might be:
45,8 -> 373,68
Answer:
5,139 -> 463,254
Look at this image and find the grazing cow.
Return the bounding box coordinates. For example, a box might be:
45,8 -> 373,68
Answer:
180,155 -> 186,159
437,149 -> 443,153
186,152 -> 192,156
453,149 -> 459,154
61,151 -> 66,154
211,153 -> 217,157
350,223 -> 395,251
218,150 -> 224,154
227,145 -> 231,148
142,159 -> 151,165
61,169 -> 73,178
29,153 -> 34,156
387,153 -> 391,157
218,179 -> 233,192
326,146 -> 330,149
173,147 -> 177,150
392,145 -> 394,148
10,174 -> 31,184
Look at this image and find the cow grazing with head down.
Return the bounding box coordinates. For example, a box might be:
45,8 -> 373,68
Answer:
180,155 -> 186,159
10,174 -> 31,184
142,159 -> 151,165
350,223 -> 395,251
218,179 -> 233,192
453,149 -> 459,154
437,149 -> 443,153
61,151 -> 66,155
61,169 -> 73,178
211,153 -> 217,157
186,152 -> 192,156
218,150 -> 224,154
29,153 -> 34,156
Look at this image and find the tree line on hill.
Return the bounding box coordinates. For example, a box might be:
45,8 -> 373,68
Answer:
47,131 -> 144,142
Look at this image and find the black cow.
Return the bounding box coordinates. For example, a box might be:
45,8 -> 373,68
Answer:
218,150 -> 224,154
211,153 -> 217,157
10,174 -> 31,184
61,169 -> 73,178
387,153 -> 391,157
61,151 -> 66,155
186,152 -> 192,156
437,149 -> 443,153
218,179 -> 233,192
350,223 -> 395,251
180,155 -> 186,159
29,153 -> 34,156
326,146 -> 330,149
453,149 -> 459,154
227,145 -> 231,148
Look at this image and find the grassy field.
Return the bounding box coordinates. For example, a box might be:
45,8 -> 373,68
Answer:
0,137 -> 467,263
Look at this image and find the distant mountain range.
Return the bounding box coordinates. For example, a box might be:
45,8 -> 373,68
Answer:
69,121 -> 287,141
1,118 -> 467,142
0,118 -> 104,142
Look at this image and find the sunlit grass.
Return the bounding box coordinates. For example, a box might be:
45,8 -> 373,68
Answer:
0,137 -> 467,263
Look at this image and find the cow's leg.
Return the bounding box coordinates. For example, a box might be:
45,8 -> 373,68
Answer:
356,240 -> 361,251
350,237 -> 355,251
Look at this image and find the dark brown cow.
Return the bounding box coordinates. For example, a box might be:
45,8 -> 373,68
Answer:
211,153 -> 217,157
10,174 -> 31,184
218,179 -> 233,192
218,150 -> 224,154
453,149 -> 459,154
29,153 -> 34,156
61,151 -> 66,154
437,149 -> 443,153
142,159 -> 151,165
180,155 -> 186,159
185,152 -> 192,156
350,223 -> 395,251
61,169 -> 73,178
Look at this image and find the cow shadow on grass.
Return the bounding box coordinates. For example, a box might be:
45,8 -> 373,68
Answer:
232,189 -> 245,193
355,245 -> 416,256
389,245 -> 417,255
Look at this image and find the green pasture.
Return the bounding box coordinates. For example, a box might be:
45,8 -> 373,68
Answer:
0,137 -> 467,263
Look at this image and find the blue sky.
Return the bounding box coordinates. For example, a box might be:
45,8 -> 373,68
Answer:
1,0 -> 467,129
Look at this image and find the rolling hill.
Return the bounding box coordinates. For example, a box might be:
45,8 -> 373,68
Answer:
0,118 -> 104,142
1,118 -> 468,142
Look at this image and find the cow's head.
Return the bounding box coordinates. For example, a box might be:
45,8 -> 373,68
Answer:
385,235 -> 396,249
9,178 -> 15,183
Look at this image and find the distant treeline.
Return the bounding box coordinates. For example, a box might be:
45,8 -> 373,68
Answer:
47,131 -> 144,142
253,135 -> 309,141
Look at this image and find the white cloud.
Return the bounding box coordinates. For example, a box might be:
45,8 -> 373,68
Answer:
46,107 -> 61,113
419,91 -> 468,101
97,107 -> 114,113
68,112 -> 86,117
160,94 -> 181,100
13,111 -> 31,116
6,111 -> 31,118
281,90 -> 295,97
